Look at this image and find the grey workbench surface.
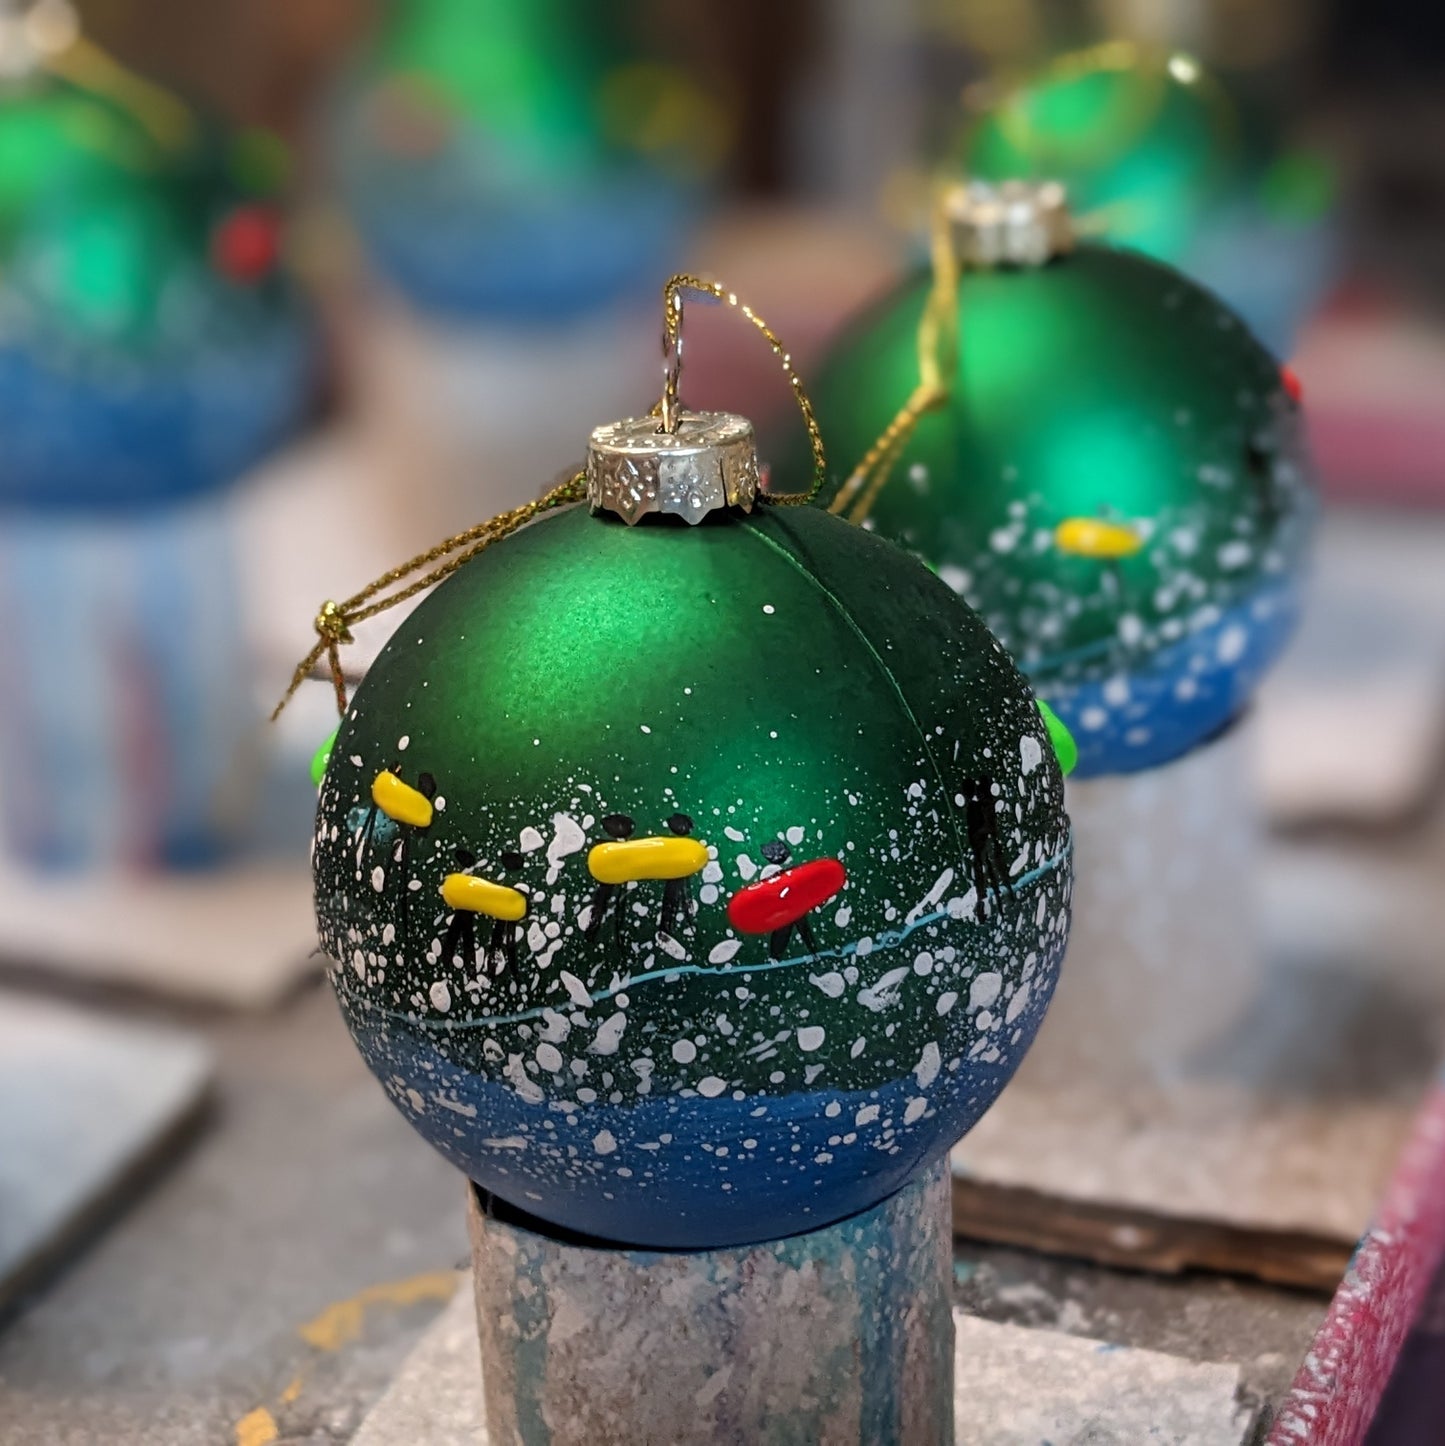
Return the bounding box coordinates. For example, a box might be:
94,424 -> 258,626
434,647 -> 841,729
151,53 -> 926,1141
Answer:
0,980 -> 1329,1445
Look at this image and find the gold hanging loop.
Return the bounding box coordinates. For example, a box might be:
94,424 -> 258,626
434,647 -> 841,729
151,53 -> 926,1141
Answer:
275,276 -> 828,722
653,274 -> 826,505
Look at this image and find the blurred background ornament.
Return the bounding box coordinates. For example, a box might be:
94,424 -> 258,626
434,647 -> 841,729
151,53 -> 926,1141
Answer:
301,279 -> 1072,1248
791,180 -> 1314,778
332,0 -> 725,322
0,9 -> 317,868
962,41 -> 1338,357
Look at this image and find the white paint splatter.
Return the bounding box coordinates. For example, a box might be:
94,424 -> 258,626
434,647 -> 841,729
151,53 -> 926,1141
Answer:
858,967 -> 908,1012
697,1076 -> 727,1098
546,814 -> 586,883
429,980 -> 451,1013
590,1012 -> 627,1055
797,1025 -> 826,1052
593,1129 -> 617,1155
969,972 -> 1002,1010
914,1042 -> 941,1089
1006,981 -> 1032,1024
560,971 -> 593,1008
1217,625 -> 1247,664
709,939 -> 742,965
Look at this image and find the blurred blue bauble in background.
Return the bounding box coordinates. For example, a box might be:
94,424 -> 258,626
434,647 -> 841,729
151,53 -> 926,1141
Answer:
333,0 -> 722,322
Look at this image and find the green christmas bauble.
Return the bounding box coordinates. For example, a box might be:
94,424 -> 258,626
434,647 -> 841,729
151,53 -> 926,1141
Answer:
0,79 -> 293,342
799,226 -> 1312,776
964,44 -> 1236,264
0,75 -> 314,508
313,423 -> 1071,1249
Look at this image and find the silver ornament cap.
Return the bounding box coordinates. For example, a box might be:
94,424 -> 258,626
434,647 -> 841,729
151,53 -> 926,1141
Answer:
586,409 -> 760,526
945,178 -> 1074,268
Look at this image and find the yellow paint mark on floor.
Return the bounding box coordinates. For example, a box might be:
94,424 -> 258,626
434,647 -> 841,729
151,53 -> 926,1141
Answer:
297,1270 -> 458,1352
279,1374 -> 304,1406
234,1405 -> 279,1446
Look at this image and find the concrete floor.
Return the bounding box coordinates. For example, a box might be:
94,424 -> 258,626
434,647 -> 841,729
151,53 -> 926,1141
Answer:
0,974 -> 1331,1444
0,983 -> 468,1445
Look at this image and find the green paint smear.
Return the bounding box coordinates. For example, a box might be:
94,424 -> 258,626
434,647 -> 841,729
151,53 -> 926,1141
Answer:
311,727 -> 339,787
1037,699 -> 1078,776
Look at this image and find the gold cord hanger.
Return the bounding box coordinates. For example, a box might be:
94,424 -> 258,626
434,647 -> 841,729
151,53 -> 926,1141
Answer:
829,194 -> 960,528
274,274 -> 826,722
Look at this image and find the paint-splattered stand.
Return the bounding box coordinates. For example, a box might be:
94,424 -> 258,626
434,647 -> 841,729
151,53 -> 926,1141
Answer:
465,1160 -> 954,1445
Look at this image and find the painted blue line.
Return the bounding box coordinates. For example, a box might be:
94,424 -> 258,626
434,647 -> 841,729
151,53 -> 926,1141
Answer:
334,837 -> 1073,1032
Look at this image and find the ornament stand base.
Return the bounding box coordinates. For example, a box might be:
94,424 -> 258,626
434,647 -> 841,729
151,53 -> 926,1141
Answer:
463,1160 -> 955,1445
351,1172 -> 1257,1445
952,717 -> 1422,1287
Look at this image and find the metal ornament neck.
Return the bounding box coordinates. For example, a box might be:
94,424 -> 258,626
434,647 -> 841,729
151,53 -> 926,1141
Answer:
585,410 -> 761,526
944,179 -> 1074,268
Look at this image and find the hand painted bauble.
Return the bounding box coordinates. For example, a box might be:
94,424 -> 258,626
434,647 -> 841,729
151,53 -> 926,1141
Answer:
313,417 -> 1071,1248
963,44 -> 1336,354
335,0 -> 716,320
0,79 -> 314,511
798,222 -> 1312,777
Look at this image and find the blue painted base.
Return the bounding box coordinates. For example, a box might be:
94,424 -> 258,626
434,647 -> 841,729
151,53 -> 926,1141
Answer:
349,175 -> 694,323
0,317 -> 316,512
338,920 -> 1062,1251
1034,576 -> 1303,778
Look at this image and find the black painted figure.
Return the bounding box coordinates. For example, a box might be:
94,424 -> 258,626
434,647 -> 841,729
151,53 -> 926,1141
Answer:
961,775 -> 1010,917
583,813 -> 634,942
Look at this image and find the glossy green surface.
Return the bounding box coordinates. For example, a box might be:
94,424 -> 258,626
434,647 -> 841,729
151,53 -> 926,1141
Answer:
965,49 -> 1235,262
804,244 -> 1308,679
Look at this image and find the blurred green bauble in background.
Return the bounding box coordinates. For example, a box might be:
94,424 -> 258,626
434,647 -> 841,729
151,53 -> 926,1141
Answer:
794,200 -> 1313,777
338,0 -> 724,320
965,43 -> 1234,265
0,73 -> 313,507
962,42 -> 1338,355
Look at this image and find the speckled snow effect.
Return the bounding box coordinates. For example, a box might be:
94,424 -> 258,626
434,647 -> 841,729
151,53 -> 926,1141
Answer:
312,507 -> 1072,1248
822,258 -> 1316,780
912,376 -> 1311,774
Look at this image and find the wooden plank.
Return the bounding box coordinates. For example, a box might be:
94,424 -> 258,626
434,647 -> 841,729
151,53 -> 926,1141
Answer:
951,1176 -> 1351,1292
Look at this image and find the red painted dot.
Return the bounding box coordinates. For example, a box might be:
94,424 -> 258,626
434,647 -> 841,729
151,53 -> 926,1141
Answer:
727,857 -> 847,934
1280,364 -> 1303,404
212,206 -> 280,283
